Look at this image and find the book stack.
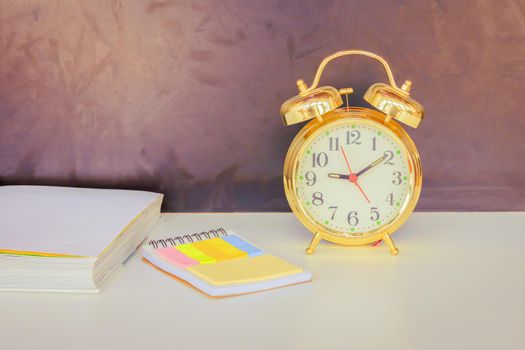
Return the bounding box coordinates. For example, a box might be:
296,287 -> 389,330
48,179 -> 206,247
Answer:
0,186 -> 163,293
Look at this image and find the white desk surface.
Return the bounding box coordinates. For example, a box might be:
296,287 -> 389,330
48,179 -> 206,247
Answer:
1,212 -> 524,350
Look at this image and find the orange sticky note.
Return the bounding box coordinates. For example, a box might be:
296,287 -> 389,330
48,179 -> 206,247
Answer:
192,239 -> 232,262
206,238 -> 248,259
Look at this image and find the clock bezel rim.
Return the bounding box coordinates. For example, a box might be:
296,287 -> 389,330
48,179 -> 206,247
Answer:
283,107 -> 422,246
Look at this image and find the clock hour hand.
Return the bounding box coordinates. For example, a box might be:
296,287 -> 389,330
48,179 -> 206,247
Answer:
355,155 -> 386,177
328,173 -> 349,179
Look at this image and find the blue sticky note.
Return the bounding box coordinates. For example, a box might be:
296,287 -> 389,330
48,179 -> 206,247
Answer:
221,235 -> 264,257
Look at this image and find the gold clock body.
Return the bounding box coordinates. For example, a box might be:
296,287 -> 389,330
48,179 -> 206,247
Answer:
283,107 -> 422,250
280,50 -> 425,255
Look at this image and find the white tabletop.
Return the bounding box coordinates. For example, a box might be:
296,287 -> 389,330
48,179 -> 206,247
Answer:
1,212 -> 523,350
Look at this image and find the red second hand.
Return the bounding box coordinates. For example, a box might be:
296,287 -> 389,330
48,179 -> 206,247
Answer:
340,147 -> 372,204
341,146 -> 353,173
355,182 -> 371,204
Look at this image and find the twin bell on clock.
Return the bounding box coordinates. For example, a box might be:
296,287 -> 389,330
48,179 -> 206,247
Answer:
280,50 -> 425,256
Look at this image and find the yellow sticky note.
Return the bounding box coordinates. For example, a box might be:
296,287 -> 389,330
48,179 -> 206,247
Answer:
176,243 -> 215,264
188,254 -> 303,286
192,239 -> 232,262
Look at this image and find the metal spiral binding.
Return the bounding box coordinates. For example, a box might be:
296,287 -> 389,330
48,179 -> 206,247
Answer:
148,228 -> 227,249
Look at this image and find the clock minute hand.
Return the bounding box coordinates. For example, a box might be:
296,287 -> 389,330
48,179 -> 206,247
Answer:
329,155 -> 386,179
355,155 -> 387,177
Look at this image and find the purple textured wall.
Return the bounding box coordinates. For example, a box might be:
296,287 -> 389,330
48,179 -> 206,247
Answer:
1,0 -> 524,211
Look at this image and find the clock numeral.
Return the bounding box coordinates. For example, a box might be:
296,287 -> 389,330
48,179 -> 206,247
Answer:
392,171 -> 402,185
370,207 -> 380,221
346,130 -> 361,145
312,152 -> 328,168
383,150 -> 394,165
372,136 -> 377,151
386,192 -> 394,206
329,137 -> 340,151
305,171 -> 317,186
347,211 -> 359,226
328,206 -> 338,220
312,192 -> 324,206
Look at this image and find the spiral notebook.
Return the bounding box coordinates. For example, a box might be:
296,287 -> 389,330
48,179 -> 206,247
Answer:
142,217 -> 312,298
147,228 -> 229,249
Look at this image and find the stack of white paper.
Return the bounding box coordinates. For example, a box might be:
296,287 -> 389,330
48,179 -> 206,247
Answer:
0,186 -> 163,293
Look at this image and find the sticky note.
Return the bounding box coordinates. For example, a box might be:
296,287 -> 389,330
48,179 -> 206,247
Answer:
176,243 -> 215,264
206,238 -> 248,259
221,235 -> 264,256
192,239 -> 232,262
156,247 -> 198,267
188,254 -> 303,286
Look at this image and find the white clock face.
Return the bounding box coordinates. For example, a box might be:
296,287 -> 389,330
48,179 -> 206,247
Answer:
295,119 -> 412,237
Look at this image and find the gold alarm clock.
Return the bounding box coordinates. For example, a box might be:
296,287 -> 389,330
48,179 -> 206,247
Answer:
281,50 -> 424,255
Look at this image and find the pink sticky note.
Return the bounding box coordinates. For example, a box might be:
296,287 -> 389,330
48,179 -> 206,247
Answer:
156,247 -> 199,267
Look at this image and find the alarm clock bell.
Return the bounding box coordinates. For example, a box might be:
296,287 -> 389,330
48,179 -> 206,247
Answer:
280,50 -> 424,129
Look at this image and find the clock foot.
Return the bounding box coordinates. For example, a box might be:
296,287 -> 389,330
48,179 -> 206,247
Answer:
383,234 -> 399,256
306,233 -> 322,255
